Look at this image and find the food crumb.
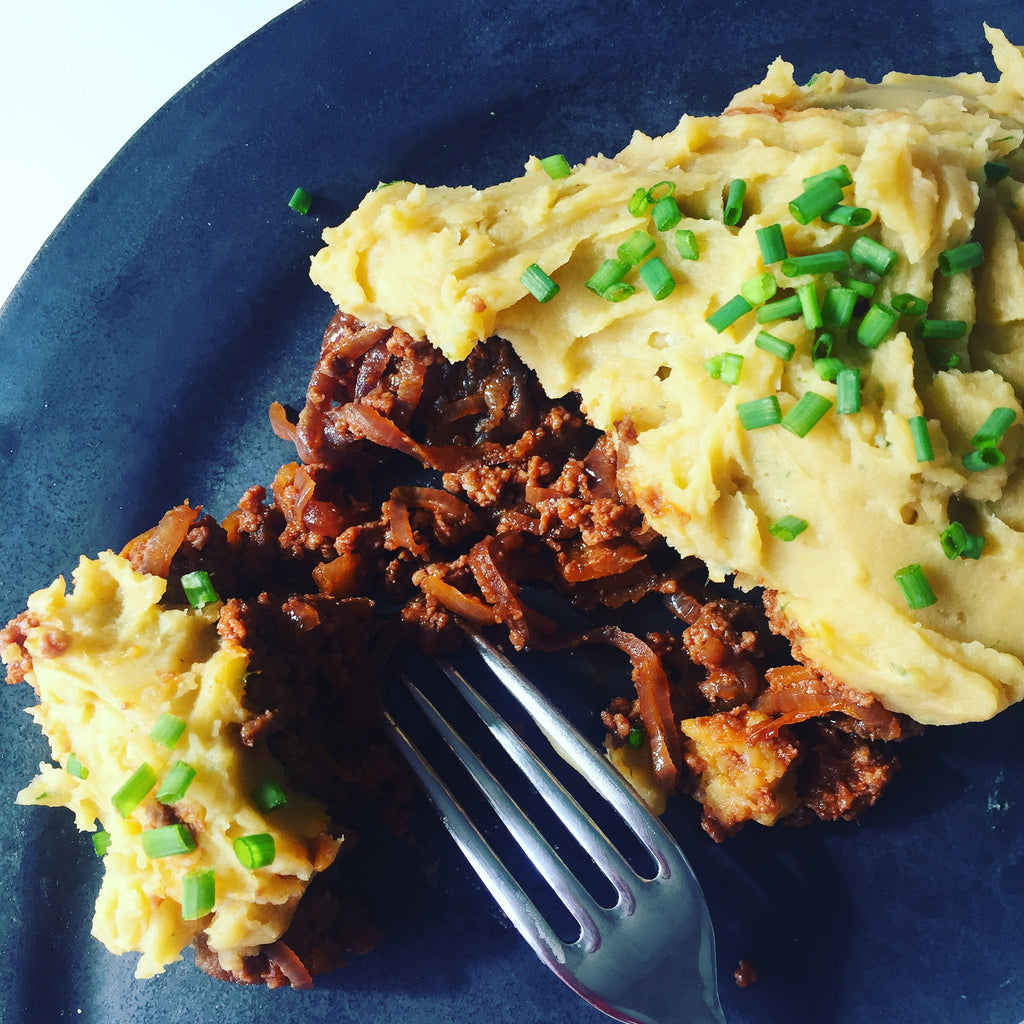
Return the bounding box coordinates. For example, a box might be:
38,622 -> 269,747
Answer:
734,959 -> 758,988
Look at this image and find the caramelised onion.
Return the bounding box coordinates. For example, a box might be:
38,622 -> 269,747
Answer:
121,503 -> 199,579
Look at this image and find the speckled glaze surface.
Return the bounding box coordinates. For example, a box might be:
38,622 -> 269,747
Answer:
3,1 -> 1024,1021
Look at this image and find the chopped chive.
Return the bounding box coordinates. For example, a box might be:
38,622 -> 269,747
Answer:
788,179 -> 845,225
821,286 -> 857,329
603,282 -> 637,302
781,250 -> 849,277
822,205 -> 872,227
756,223 -> 788,265
768,515 -> 809,541
892,292 -> 927,315
756,293 -> 802,323
646,181 -> 675,202
704,354 -> 723,379
719,353 -> 744,385
628,186 -> 650,216
737,395 -> 783,430
141,823 -> 196,859
938,241 -> 984,276
234,833 -> 276,870
850,236 -> 898,275
856,302 -> 898,348
585,258 -> 630,295
252,778 -> 289,814
520,264 -> 559,302
740,272 -> 778,306
92,830 -> 112,857
836,367 -> 861,414
181,571 -> 219,610
706,294 -> 753,333
652,195 -> 682,231
618,229 -> 656,265
814,357 -> 845,382
626,724 -> 645,750
755,330 -> 795,361
971,407 -> 1016,448
112,763 -> 157,818
926,346 -> 961,371
845,278 -> 876,299
288,187 -> 312,215
156,761 -> 197,805
811,331 -> 835,360
674,228 -> 699,260
723,179 -> 746,226
962,447 -> 1005,471
797,282 -> 822,329
940,521 -> 984,560
182,868 -> 216,921
985,161 -> 1011,182
66,754 -> 89,780
782,392 -> 833,437
803,164 -> 852,189
915,318 -> 967,340
539,153 -> 571,179
894,563 -> 937,609
909,416 -> 934,462
639,257 -> 675,300
961,533 -> 985,559
150,712 -> 187,749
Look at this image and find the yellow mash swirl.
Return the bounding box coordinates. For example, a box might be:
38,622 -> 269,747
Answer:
310,26 -> 1024,725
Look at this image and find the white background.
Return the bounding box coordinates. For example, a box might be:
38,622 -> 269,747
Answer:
0,1 -> 298,307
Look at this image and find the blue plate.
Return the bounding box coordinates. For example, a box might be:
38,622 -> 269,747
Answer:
3,1 -> 1024,1021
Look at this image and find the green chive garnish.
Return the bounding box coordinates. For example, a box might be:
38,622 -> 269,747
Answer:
520,264 -> 559,303
909,416 -> 934,462
628,186 -> 650,216
618,230 -> 656,265
850,236 -> 898,275
892,293 -> 927,315
768,515 -> 809,542
856,302 -> 898,349
234,833 -> 276,870
112,763 -> 157,818
585,258 -> 630,296
723,179 -> 746,226
66,754 -> 89,780
181,571 -> 219,610
814,357 -> 845,382
821,286 -> 857,329
288,187 -> 312,215
755,330 -> 795,361
150,712 -> 187,749
985,161 -> 1011,182
156,761 -> 197,805
781,251 -> 849,277
756,223 -> 788,265
894,563 -> 938,609
938,241 -> 984,276
706,294 -> 753,333
940,521 -> 985,560
789,179 -> 845,225
539,154 -> 571,179
845,278 -> 876,299
811,331 -> 835,360
252,778 -> 289,814
915,319 -> 967,340
182,868 -> 216,921
646,181 -> 675,202
141,823 -> 196,859
604,282 -> 636,302
93,830 -> 112,857
836,367 -> 861,414
718,353 -> 744,385
652,195 -> 682,231
927,347 -> 961,371
639,257 -> 675,300
740,272 -> 778,306
782,392 -> 833,437
756,293 -> 803,323
803,164 -> 852,189
737,396 -> 783,430
797,282 -> 822,329
675,228 -> 699,260
962,447 -> 1005,471
971,407 -> 1016,449
626,724 -> 645,750
822,205 -> 872,227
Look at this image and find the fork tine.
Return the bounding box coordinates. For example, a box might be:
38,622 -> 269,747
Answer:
396,669 -> 605,950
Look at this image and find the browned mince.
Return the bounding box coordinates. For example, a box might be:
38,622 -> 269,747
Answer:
5,309 -> 922,987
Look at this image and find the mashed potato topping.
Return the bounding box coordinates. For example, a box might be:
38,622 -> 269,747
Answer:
311,27 -> 1024,726
11,551 -> 340,979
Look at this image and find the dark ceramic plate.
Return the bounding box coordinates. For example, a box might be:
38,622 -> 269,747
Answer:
3,1 -> 1024,1022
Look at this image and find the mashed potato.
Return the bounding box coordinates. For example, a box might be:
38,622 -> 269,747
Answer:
10,551 -> 340,979
311,26 -> 1024,726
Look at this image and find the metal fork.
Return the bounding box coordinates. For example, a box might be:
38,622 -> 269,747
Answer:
382,630 -> 726,1024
